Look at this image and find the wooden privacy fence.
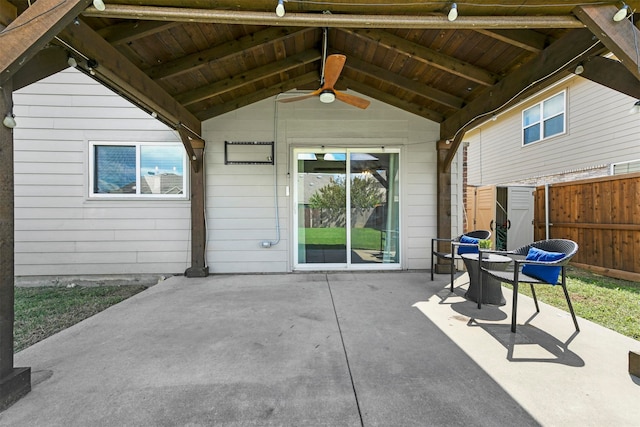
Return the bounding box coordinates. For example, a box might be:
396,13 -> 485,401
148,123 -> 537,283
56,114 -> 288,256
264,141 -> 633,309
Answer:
534,172 -> 640,282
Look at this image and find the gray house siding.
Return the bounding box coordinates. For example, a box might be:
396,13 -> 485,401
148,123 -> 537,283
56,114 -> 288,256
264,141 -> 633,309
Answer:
202,97 -> 456,273
13,69 -> 461,276
14,69 -> 191,276
466,76 -> 640,187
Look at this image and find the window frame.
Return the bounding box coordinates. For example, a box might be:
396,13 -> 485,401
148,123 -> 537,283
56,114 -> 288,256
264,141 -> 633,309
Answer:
522,90 -> 566,146
611,159 -> 640,175
89,141 -> 189,199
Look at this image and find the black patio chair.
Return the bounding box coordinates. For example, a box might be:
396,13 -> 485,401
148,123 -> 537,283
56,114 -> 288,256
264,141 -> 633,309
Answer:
431,230 -> 491,291
479,239 -> 579,333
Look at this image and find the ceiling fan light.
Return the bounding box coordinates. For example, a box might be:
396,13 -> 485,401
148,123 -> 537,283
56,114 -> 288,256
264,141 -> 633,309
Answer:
448,3 -> 458,21
319,90 -> 336,104
613,4 -> 629,21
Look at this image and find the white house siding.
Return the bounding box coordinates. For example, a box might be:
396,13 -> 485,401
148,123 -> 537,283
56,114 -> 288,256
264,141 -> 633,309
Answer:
13,69 -> 191,276
466,77 -> 640,186
202,94 -> 446,273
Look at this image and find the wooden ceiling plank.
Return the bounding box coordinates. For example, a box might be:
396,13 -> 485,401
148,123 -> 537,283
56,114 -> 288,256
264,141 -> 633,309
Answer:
342,77 -> 445,123
147,26 -> 312,80
195,71 -> 320,120
440,28 -> 605,156
0,0 -> 16,28
176,49 -> 321,106
342,55 -> 464,110
97,21 -> 182,46
576,56 -> 640,99
342,28 -> 499,87
0,0 -> 91,85
474,29 -> 547,53
574,4 -> 640,80
58,19 -> 202,137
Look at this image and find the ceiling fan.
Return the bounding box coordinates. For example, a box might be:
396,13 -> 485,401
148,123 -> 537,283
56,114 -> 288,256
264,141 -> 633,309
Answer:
279,53 -> 370,109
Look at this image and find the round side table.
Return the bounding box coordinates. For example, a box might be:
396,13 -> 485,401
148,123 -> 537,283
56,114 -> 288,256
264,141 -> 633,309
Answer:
461,253 -> 512,305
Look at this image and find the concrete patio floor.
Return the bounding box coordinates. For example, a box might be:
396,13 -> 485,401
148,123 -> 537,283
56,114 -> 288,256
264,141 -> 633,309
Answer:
1,271 -> 639,426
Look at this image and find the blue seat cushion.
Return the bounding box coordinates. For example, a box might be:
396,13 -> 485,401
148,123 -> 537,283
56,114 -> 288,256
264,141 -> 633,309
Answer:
521,247 -> 564,284
457,235 -> 479,255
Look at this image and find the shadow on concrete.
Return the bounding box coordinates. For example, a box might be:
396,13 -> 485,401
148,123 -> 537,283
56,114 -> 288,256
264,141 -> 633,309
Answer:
469,319 -> 584,366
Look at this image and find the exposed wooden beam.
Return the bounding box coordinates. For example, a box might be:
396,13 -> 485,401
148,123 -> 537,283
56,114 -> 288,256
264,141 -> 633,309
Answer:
341,28 -> 498,87
440,29 -> 605,163
574,4 -> 640,80
474,29 -> 547,53
441,131 -> 464,175
57,19 -> 202,138
0,0 -> 16,28
97,21 -> 181,46
146,27 -> 314,80
341,55 -> 464,110
0,0 -> 91,85
195,71 -> 320,120
177,125 -> 197,168
176,49 -> 321,106
575,56 -> 640,99
83,5 -> 585,29
12,45 -> 68,90
342,77 -> 445,123
178,124 -> 204,162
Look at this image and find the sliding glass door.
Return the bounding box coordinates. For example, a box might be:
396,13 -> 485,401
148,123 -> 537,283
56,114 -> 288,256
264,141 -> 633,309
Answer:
294,148 -> 400,269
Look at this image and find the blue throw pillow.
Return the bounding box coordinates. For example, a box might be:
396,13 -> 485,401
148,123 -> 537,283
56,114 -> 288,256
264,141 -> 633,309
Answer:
457,235 -> 479,255
521,247 -> 564,284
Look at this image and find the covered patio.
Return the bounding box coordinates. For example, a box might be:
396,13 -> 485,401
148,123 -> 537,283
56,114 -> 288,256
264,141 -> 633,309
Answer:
2,0 -> 640,408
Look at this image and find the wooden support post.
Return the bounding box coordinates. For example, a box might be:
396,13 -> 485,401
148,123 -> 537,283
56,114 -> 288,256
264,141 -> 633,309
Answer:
185,148 -> 208,278
435,142 -> 453,274
0,80 -> 30,410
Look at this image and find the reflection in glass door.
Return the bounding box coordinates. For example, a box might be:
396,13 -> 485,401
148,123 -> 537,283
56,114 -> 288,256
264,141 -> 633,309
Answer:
295,149 -> 400,269
350,151 -> 399,264
296,151 -> 347,264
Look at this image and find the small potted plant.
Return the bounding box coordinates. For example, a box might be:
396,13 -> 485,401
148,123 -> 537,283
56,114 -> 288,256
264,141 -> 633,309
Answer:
478,239 -> 492,258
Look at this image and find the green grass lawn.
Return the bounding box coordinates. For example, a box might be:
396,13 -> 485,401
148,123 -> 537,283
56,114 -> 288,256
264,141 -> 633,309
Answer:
14,285 -> 147,352
504,266 -> 640,341
300,227 -> 383,250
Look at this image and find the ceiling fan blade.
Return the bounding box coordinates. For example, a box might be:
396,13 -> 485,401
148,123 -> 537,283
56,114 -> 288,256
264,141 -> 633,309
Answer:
334,91 -> 370,109
278,89 -> 323,103
322,54 -> 346,89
